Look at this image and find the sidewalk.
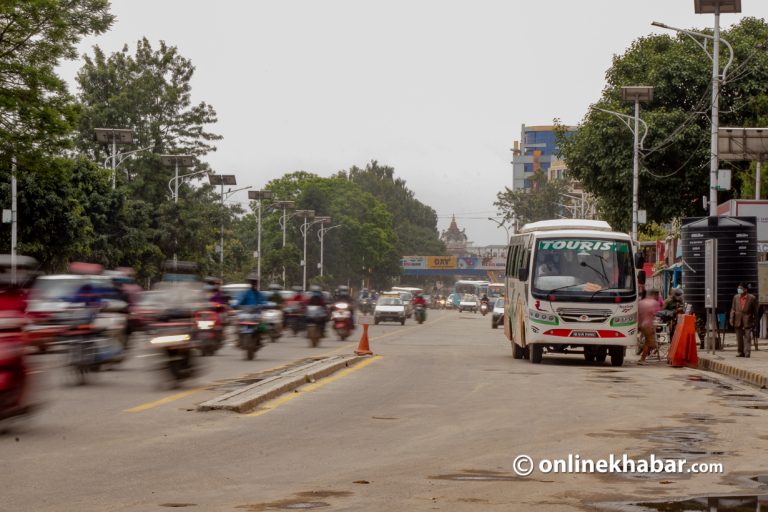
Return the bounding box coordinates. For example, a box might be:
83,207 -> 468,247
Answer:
697,332 -> 768,389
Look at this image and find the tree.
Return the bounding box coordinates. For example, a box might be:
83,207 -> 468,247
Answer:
343,161 -> 446,256
494,171 -> 571,225
558,17 -> 768,231
0,0 -> 113,157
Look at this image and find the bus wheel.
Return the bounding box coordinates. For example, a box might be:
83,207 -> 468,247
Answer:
583,348 -> 596,363
594,349 -> 607,363
609,346 -> 624,367
512,342 -> 525,359
530,344 -> 543,364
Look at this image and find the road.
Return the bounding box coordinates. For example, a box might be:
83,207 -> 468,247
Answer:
3,309 -> 768,511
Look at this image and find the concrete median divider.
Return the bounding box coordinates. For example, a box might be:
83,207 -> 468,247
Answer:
197,354 -> 366,413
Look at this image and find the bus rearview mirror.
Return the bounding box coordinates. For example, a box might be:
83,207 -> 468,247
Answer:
518,267 -> 529,281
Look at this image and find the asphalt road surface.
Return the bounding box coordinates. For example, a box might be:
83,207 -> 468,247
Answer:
3,309 -> 768,511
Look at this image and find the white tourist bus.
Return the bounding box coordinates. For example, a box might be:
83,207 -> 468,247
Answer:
503,219 -> 637,367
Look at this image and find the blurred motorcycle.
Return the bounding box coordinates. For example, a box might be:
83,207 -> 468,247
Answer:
237,307 -> 264,360
261,303 -> 283,343
148,321 -> 200,386
306,305 -> 327,347
194,308 -> 223,356
414,304 -> 427,324
331,302 -> 353,341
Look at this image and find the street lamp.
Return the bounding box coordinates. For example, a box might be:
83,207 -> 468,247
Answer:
295,209 -> 315,290
94,128 -> 134,189
316,218 -> 340,278
160,155 -> 195,203
487,217 -> 510,244
248,190 -> 273,283
273,200 -> 296,286
209,174 -> 238,282
592,104 -> 650,244
653,0 -> 739,216
622,86 -> 654,244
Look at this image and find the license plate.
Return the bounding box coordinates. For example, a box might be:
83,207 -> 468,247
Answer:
570,331 -> 598,338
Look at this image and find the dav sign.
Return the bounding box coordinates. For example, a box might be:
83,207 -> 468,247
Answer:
426,256 -> 456,269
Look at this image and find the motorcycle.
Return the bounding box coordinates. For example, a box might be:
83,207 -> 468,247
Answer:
331,302 -> 353,340
414,304 -> 427,324
148,321 -> 200,386
261,304 -> 284,342
194,308 -> 223,356
358,298 -> 373,315
61,309 -> 125,385
480,302 -> 489,316
305,305 -> 327,347
0,330 -> 33,423
283,300 -> 305,335
237,307 -> 265,360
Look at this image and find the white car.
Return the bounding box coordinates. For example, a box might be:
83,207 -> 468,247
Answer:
458,294 -> 479,313
492,298 -> 505,329
374,297 -> 406,325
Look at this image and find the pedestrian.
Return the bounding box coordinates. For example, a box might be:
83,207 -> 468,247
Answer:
638,289 -> 661,364
729,282 -> 758,358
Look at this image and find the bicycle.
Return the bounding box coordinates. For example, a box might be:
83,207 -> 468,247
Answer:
635,320 -> 670,362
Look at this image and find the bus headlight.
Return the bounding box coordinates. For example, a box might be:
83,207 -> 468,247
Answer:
610,313 -> 636,327
529,309 -> 558,325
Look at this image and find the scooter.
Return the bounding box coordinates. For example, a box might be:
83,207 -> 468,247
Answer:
480,302 -> 489,316
283,300 -> 305,336
414,304 -> 426,324
0,330 -> 32,423
148,321 -> 200,386
62,312 -> 125,386
331,302 -> 353,341
194,308 -> 223,356
306,305 -> 327,347
261,303 -> 284,343
237,307 -> 265,360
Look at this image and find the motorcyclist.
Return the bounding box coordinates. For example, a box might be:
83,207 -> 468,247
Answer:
205,277 -> 228,307
412,293 -> 427,307
290,285 -> 304,302
333,285 -> 355,327
237,275 -> 267,309
304,285 -> 328,335
480,293 -> 490,306
266,283 -> 284,306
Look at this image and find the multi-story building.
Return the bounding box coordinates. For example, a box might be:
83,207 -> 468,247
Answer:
511,124 -> 576,190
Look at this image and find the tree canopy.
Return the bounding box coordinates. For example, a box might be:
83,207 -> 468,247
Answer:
558,17 -> 768,231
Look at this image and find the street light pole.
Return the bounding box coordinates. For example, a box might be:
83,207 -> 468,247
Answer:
248,190 -> 273,284
160,155 -> 195,266
94,128 -> 134,189
208,174 -> 239,282
295,210 -> 315,290
11,156 -> 16,285
273,200 -> 295,287
487,217 -> 510,243
621,86 -> 654,244
316,219 -> 337,277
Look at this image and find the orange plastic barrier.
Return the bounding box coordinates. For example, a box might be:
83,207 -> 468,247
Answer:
354,324 -> 373,356
668,314 -> 698,368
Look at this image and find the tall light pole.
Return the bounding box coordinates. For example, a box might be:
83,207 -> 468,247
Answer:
622,86 -> 654,244
209,174 -> 238,282
592,105 -> 650,243
653,0 -> 739,216
295,210 -> 315,290
316,218 -> 340,278
487,217 -> 510,244
248,190 -> 273,284
94,128 -> 134,189
160,155 -> 195,203
273,200 -> 295,286
10,156 -> 16,284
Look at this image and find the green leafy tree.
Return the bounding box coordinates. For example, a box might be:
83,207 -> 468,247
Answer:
495,171 -> 571,225
0,0 -> 113,157
343,161 -> 446,256
558,17 -> 768,231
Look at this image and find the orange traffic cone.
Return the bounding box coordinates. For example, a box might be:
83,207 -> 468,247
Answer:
355,324 -> 373,356
668,314 -> 698,368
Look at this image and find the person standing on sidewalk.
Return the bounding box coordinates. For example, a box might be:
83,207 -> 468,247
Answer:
730,283 -> 758,358
638,289 -> 661,363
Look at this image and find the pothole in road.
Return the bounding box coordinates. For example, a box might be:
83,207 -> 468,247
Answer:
602,495 -> 768,511
236,491 -> 351,511
371,416 -> 399,420
160,504 -> 196,508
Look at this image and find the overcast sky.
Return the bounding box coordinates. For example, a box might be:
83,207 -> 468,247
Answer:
58,0 -> 768,247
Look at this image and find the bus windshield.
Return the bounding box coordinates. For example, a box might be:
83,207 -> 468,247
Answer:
532,238 -> 635,301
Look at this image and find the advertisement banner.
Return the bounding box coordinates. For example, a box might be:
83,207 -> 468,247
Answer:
479,256 -> 506,270
400,256 -> 426,269
426,256 -> 456,269
457,256 -> 479,269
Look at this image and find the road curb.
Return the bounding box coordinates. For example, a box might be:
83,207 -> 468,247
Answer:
697,355 -> 768,389
197,354 -> 366,413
